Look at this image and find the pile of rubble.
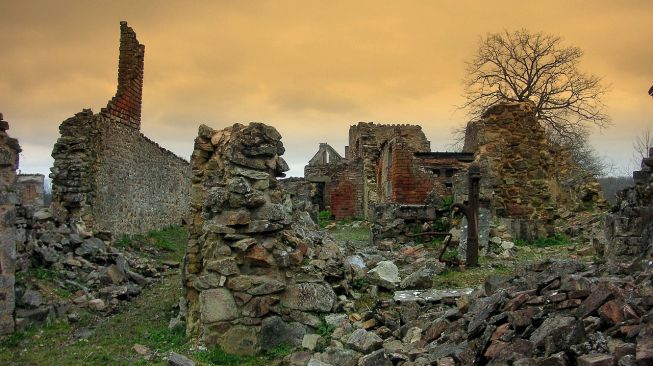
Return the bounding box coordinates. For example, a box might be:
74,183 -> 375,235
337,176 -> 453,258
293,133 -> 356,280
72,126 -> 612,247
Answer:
281,259 -> 653,366
13,205 -> 168,330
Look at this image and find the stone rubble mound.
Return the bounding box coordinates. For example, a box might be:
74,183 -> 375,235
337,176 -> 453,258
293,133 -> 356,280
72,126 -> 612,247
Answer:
13,205 -> 166,330
281,259 -> 652,366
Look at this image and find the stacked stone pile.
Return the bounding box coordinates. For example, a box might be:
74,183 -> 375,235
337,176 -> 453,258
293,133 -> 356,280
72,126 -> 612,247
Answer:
283,259 -> 653,366
184,123 -> 345,355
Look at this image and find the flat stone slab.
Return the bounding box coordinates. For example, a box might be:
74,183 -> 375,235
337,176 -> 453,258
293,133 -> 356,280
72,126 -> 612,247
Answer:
393,288 -> 474,303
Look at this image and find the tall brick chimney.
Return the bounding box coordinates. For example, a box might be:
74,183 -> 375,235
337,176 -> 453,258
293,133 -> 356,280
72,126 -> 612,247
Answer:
101,21 -> 145,130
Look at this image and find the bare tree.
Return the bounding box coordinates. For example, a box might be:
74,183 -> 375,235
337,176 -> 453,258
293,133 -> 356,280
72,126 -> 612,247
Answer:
463,29 -> 610,142
632,128 -> 652,168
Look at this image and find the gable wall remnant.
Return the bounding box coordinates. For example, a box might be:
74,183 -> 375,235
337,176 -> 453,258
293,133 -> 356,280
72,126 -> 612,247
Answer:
306,123 -> 433,219
0,113 -> 20,335
462,101 -> 605,237
50,22 -> 190,236
16,174 -> 45,207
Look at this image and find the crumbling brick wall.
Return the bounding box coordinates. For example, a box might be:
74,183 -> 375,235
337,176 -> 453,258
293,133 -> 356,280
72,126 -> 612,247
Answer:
184,123 -> 336,355
347,123 -> 430,218
100,21 -> 144,130
605,147 -> 653,260
50,23 -> 190,236
0,113 -> 20,335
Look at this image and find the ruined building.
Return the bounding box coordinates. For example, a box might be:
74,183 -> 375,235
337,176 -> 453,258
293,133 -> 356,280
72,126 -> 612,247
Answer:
50,22 -> 190,236
0,114 -> 20,335
184,123 -> 338,355
305,102 -> 604,240
16,174 -> 45,207
305,123 -> 469,219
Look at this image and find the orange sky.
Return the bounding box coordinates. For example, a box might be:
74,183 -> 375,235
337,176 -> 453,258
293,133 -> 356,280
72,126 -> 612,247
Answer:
1,0 -> 651,177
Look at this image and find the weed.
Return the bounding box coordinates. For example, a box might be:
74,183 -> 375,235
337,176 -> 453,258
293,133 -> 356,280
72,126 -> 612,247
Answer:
195,344 -> 294,366
318,210 -> 332,228
439,195 -> 454,211
115,234 -> 133,248
351,278 -> 369,289
143,327 -> 187,350
533,233 -> 571,248
0,330 -> 29,349
263,344 -> 294,358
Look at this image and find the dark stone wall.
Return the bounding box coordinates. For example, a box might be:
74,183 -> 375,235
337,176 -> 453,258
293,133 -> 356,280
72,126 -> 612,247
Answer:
0,113 -> 20,335
50,22 -> 190,236
605,147 -> 653,260
51,111 -> 190,235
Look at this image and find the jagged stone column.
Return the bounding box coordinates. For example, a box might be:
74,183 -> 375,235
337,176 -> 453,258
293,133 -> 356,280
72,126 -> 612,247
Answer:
605,147 -> 653,260
0,113 -> 21,335
184,123 -> 336,355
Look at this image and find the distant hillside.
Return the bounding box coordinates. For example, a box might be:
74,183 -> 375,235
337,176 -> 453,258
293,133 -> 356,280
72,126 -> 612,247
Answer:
598,176 -> 635,205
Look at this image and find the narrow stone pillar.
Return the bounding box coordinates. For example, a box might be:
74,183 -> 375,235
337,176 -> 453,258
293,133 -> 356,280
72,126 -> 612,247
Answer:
184,123 -> 336,355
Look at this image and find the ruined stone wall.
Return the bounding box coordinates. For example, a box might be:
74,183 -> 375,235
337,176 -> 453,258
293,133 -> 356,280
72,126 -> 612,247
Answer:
464,102 -> 604,229
339,123 -> 430,218
16,174 -> 45,207
100,21 -> 144,130
385,139 -> 436,204
377,138 -> 473,204
50,22 -> 189,236
305,146 -> 364,219
0,114 -> 20,335
184,123 -> 337,355
605,147 -> 653,260
327,161 -> 364,219
51,111 -> 190,235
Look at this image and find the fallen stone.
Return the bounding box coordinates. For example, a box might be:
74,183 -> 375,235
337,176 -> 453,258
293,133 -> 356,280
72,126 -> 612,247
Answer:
314,347 -> 361,366
75,237 -> 106,257
346,328 -> 383,353
577,353 -> 614,366
302,334 -> 323,351
358,348 -> 392,366
20,290 -> 43,308
168,351 -> 195,366
636,336 -> 653,365
367,261 -> 400,289
133,344 -> 150,356
88,299 -> 106,311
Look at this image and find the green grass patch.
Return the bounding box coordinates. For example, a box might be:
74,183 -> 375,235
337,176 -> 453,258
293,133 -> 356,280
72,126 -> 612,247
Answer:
115,225 -> 188,262
318,210 -> 332,228
532,233 -> 572,248
330,226 -> 370,245
196,344 -> 294,366
431,264 -> 513,289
